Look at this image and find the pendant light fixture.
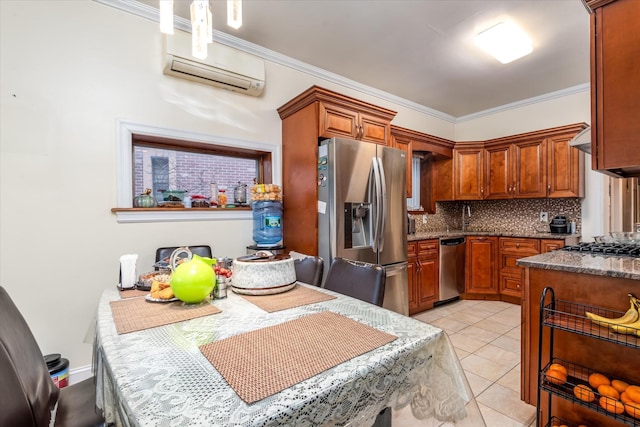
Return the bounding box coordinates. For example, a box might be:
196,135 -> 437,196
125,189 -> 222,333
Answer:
159,0 -> 174,34
159,0 -> 242,60
227,0 -> 242,29
190,0 -> 211,59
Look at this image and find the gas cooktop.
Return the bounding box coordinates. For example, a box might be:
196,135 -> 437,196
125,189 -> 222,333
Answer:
562,242 -> 640,257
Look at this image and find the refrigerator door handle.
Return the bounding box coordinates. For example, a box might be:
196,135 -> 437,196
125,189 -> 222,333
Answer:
370,157 -> 383,253
376,156 -> 387,252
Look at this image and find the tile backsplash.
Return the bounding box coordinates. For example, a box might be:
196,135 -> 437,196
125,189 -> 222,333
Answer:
411,198 -> 582,234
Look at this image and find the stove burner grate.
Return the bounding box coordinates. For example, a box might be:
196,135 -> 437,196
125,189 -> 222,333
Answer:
562,242 -> 640,257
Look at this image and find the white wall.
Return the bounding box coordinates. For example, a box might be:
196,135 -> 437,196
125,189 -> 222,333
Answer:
0,1 -> 608,371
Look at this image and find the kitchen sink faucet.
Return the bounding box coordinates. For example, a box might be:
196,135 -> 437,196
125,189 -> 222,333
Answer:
462,204 -> 471,231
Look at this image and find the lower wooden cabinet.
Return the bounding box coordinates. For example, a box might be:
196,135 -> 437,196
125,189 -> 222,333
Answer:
498,238 -> 540,300
464,236 -> 498,295
408,240 -> 439,315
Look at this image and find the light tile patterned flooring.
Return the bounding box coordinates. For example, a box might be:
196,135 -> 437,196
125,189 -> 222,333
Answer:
397,299 -> 538,427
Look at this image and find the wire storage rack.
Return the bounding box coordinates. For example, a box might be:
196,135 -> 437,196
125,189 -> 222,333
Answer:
537,287 -> 640,427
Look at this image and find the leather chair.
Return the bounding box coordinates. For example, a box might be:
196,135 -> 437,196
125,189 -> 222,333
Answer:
323,257 -> 386,307
293,256 -> 324,287
0,286 -> 104,427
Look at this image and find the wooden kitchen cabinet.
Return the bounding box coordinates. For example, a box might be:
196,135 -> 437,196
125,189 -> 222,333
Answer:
588,0 -> 640,177
319,101 -> 391,145
498,238 -> 540,301
485,137 -> 548,199
408,239 -> 439,315
277,86 -> 396,255
453,144 -> 485,200
464,236 -> 498,297
452,124 -> 585,201
547,132 -> 585,198
540,239 -> 566,253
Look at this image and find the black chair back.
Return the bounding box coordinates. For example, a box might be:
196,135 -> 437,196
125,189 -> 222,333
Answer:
294,256 -> 324,287
323,257 -> 386,306
0,286 -> 104,427
0,286 -> 59,427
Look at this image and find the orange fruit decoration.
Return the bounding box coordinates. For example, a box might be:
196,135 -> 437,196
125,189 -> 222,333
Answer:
549,363 -> 568,377
626,385 -> 640,403
574,384 -> 596,402
625,401 -> 640,419
588,372 -> 610,389
612,379 -> 629,394
599,396 -> 625,414
598,384 -> 621,400
622,392 -> 633,404
546,369 -> 567,385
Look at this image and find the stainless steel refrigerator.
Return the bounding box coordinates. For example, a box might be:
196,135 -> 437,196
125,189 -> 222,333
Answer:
318,137 -> 408,315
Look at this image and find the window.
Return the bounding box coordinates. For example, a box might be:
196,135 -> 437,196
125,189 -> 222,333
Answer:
133,139 -> 260,204
115,120 -> 281,223
406,155 -> 421,211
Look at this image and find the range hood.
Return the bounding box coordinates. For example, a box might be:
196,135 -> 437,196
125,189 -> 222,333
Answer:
569,126 -> 592,154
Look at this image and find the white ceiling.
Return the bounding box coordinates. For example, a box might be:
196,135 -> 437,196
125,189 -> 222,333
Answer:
136,0 -> 591,119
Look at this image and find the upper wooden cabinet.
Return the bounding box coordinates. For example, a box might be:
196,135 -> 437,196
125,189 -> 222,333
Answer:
484,139 -> 546,199
588,0 -> 640,177
453,145 -> 484,200
319,102 -> 391,145
277,86 -> 396,255
449,124 -> 586,201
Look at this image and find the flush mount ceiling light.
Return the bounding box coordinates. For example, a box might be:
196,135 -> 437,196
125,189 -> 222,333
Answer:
475,21 -> 533,64
159,0 -> 243,60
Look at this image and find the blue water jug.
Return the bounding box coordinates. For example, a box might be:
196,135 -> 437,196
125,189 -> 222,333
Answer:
252,201 -> 283,246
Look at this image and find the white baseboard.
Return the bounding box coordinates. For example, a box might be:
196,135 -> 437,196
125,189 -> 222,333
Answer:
69,364 -> 93,385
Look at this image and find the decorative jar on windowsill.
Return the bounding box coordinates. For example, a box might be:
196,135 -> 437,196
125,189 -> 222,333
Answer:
133,189 -> 158,208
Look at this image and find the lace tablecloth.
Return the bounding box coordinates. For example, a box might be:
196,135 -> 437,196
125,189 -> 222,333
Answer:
94,286 -> 485,426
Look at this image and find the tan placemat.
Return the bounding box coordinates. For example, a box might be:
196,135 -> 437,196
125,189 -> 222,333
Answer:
199,311 -> 396,404
118,288 -> 148,299
110,297 -> 221,334
238,284 -> 336,312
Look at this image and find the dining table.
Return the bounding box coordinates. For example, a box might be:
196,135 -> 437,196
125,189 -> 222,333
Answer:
94,283 -> 486,427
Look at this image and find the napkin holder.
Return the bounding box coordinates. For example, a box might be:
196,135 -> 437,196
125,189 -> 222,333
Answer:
119,254 -> 138,290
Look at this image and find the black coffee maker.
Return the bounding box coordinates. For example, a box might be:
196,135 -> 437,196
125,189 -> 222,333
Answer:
550,215 -> 569,234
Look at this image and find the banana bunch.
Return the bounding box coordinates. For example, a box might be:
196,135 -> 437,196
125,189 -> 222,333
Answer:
585,294 -> 640,336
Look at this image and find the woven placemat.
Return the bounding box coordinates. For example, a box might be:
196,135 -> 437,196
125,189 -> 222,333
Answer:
118,288 -> 148,299
238,284 -> 336,312
199,311 -> 396,404
110,297 -> 221,334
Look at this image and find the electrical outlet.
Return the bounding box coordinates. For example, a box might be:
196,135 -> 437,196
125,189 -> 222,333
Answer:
540,212 -> 548,222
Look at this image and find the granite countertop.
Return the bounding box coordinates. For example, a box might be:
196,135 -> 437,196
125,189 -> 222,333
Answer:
517,251 -> 640,280
408,230 -> 579,241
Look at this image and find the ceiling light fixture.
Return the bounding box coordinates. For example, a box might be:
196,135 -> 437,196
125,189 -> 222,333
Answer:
475,21 -> 533,64
227,0 -> 242,29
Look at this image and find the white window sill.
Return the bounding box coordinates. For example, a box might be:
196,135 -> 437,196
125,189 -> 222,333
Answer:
111,208 -> 252,223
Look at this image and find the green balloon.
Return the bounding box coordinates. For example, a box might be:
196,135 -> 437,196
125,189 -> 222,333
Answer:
170,255 -> 216,303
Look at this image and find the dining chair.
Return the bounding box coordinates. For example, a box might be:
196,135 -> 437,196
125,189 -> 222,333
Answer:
0,286 -> 105,427
155,245 -> 213,263
323,257 -> 386,307
293,255 -> 324,287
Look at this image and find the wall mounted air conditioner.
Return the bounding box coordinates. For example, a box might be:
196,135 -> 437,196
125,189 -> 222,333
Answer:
162,32 -> 265,96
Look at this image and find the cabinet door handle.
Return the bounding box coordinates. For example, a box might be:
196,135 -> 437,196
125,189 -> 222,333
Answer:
516,243 -> 520,248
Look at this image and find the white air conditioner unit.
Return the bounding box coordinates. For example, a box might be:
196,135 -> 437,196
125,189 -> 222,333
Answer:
162,32 -> 265,96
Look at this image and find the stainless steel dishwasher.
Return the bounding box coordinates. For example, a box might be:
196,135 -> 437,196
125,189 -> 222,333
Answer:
438,237 -> 466,305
